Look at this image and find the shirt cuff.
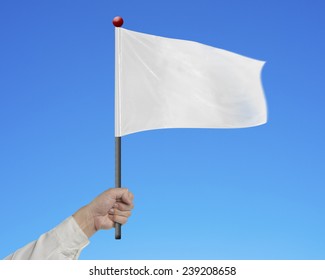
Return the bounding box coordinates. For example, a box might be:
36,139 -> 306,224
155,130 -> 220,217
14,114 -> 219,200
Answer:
5,216 -> 90,260
54,216 -> 90,259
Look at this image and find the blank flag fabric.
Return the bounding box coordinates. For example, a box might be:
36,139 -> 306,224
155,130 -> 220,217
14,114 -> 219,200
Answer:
115,28 -> 267,137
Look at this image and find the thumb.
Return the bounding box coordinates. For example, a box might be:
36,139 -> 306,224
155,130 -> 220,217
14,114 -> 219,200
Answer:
108,187 -> 129,201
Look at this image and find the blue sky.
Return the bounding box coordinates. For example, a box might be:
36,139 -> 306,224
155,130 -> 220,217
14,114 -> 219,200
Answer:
0,0 -> 324,260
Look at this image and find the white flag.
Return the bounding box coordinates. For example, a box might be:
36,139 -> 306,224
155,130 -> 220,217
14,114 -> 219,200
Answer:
115,28 -> 267,137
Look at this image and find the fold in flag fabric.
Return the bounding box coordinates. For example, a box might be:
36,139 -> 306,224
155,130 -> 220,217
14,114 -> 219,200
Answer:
115,28 -> 267,137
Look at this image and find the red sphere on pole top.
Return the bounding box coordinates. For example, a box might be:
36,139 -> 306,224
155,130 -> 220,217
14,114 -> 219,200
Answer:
113,16 -> 124,27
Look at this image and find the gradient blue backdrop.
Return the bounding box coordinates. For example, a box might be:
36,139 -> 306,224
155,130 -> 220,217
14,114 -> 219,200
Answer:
1,0 -> 324,260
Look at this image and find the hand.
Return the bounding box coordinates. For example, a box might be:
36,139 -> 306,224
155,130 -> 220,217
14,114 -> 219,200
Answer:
73,188 -> 134,238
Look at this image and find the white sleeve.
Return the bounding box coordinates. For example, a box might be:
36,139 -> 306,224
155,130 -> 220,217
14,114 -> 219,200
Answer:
4,216 -> 89,260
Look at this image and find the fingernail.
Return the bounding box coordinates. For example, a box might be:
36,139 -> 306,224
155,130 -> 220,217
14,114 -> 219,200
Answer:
114,203 -> 118,208
109,208 -> 114,214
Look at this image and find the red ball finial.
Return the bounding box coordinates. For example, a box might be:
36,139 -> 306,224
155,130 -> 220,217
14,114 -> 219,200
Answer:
112,16 -> 124,27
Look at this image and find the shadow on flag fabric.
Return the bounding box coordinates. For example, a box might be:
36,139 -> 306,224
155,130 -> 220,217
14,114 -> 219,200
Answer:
115,28 -> 267,137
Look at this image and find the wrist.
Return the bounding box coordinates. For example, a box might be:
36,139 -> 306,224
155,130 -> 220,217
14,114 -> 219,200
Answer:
72,205 -> 97,238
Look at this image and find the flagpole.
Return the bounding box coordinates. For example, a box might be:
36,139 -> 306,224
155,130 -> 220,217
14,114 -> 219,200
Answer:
115,136 -> 122,239
113,16 -> 124,239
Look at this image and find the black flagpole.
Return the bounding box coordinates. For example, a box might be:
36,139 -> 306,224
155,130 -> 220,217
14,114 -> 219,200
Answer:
113,16 -> 124,239
115,136 -> 121,239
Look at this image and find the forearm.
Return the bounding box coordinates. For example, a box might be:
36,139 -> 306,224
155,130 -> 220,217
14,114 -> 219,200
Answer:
4,217 -> 89,260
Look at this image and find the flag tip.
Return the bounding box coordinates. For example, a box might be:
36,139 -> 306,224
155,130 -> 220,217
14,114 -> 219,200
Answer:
113,16 -> 124,27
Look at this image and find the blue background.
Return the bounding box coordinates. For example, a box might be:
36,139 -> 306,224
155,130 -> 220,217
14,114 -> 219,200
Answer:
1,0 -> 324,260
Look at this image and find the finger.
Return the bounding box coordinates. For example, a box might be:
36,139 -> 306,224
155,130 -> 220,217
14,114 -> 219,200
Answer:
106,188 -> 129,200
114,215 -> 129,225
109,213 -> 129,225
128,192 -> 134,200
120,190 -> 134,205
109,208 -> 131,218
115,201 -> 134,211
